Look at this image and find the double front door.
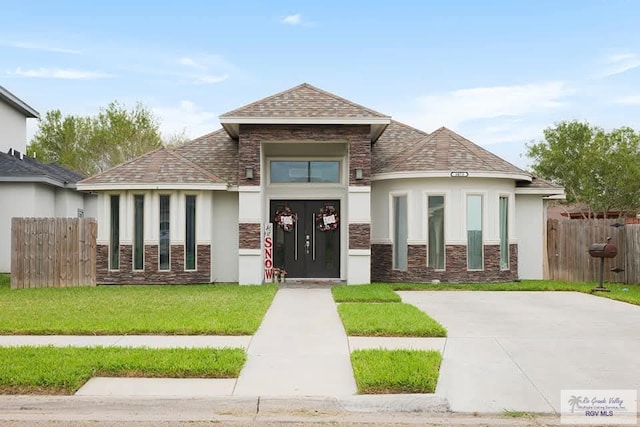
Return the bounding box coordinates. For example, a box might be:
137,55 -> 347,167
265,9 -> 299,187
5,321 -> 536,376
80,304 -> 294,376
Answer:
270,200 -> 340,278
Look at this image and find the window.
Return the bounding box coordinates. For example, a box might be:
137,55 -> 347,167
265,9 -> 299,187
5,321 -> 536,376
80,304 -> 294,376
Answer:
428,195 -> 445,269
467,195 -> 483,270
185,195 -> 196,270
499,196 -> 509,270
109,195 -> 120,270
270,161 -> 340,183
159,195 -> 170,270
393,195 -> 408,270
133,195 -> 144,270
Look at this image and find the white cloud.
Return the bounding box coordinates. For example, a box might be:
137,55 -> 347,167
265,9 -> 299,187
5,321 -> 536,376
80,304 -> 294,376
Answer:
178,57 -> 201,68
153,100 -> 218,140
616,95 -> 640,105
192,74 -> 228,85
0,40 -> 80,54
602,52 -> 640,77
6,67 -> 112,79
175,54 -> 232,84
282,14 -> 302,25
409,81 -> 572,131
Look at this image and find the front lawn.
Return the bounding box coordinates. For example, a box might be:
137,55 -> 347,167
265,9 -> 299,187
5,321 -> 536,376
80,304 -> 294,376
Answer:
0,281 -> 277,335
337,303 -> 447,337
332,284 -> 400,303
0,346 -> 245,394
350,349 -> 442,394
389,280 -> 640,306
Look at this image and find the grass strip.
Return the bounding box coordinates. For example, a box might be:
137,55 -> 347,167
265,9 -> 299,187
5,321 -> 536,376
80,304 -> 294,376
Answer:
0,346 -> 246,394
337,303 -> 446,337
351,349 -> 442,394
331,284 -> 400,303
389,280 -> 640,306
0,282 -> 277,335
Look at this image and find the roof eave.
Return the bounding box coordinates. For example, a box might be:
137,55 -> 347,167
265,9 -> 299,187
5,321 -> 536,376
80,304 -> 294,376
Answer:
76,183 -> 229,191
219,116 -> 392,141
515,187 -> 566,196
0,175 -> 68,188
0,85 -> 40,118
372,171 -> 533,182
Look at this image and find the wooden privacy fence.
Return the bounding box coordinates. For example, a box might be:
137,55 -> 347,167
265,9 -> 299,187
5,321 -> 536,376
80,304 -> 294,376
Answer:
546,218 -> 640,284
11,218 -> 97,289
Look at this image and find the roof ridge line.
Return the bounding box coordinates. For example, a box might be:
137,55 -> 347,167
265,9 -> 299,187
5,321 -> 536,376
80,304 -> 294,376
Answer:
300,83 -> 391,118
446,129 -> 527,174
388,119 -> 429,136
388,128 -> 441,170
220,83 -> 309,118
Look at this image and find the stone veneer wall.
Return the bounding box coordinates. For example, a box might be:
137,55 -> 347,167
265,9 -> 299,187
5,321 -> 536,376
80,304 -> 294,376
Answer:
371,244 -> 518,283
238,223 -> 261,249
349,224 -> 371,249
96,244 -> 210,284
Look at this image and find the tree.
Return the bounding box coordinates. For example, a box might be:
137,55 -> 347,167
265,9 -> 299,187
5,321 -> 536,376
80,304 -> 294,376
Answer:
28,101 -> 163,176
527,121 -> 640,217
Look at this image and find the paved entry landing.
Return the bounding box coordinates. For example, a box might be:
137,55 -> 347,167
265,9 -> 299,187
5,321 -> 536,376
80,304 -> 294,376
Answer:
233,288 -> 357,396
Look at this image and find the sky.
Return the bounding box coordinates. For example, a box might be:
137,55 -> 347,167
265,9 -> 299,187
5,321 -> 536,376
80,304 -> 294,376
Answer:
2,0 -> 640,169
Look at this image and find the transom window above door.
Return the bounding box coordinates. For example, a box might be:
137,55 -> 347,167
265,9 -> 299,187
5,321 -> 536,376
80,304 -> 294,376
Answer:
270,161 -> 340,183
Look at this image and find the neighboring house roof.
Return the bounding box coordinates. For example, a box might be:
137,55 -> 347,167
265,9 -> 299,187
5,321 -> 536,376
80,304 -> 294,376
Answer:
374,126 -> 530,180
219,83 -> 391,142
0,149 -> 84,188
515,176 -> 564,196
78,147 -> 227,191
0,85 -> 39,118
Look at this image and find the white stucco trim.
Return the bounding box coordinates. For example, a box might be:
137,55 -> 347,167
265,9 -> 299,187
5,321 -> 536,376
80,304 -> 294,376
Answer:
371,238 -> 392,245
239,249 -> 261,255
238,186 -> 261,193
372,171 -> 532,182
348,186 -> 371,193
348,249 -> 371,256
77,183 -> 228,191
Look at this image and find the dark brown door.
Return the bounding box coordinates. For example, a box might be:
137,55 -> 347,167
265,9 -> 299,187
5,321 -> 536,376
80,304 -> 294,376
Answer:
270,200 -> 340,278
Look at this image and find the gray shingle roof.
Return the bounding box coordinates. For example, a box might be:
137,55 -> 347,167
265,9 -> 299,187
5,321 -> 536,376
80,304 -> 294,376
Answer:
372,120 -> 429,175
517,176 -> 563,189
0,150 -> 84,187
220,83 -> 390,119
381,127 -> 527,176
79,147 -> 225,186
173,129 -> 238,186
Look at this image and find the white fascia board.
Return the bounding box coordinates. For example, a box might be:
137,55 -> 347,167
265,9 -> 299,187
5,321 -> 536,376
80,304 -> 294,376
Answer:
372,171 -> 533,182
76,183 -> 228,191
220,117 -> 391,125
515,187 -> 565,196
0,176 -> 65,188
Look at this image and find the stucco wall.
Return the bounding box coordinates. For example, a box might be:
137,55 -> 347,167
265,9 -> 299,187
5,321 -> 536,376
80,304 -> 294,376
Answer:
0,101 -> 27,154
516,194 -> 545,279
0,183 -> 56,272
211,191 -> 239,282
54,188 -> 87,217
371,177 -> 517,245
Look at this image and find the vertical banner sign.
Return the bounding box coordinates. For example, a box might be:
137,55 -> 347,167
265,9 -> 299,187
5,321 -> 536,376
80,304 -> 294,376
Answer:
264,223 -> 273,282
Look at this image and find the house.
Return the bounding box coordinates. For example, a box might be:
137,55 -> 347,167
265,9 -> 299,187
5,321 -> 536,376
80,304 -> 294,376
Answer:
77,83 -> 564,285
0,85 -> 96,273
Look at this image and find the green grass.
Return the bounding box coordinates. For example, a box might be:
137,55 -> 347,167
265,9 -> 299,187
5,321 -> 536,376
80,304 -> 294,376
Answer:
337,303 -> 447,337
0,282 -> 277,335
388,280 -> 640,306
502,409 -> 533,418
331,284 -> 401,303
351,349 -> 442,394
0,274 -> 9,287
0,346 -> 246,394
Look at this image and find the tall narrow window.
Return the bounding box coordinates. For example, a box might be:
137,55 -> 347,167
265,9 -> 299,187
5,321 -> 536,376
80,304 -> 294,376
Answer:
428,196 -> 445,269
133,195 -> 144,270
109,195 -> 120,270
499,196 -> 509,270
185,195 -> 197,270
393,195 -> 408,270
467,195 -> 483,270
159,195 -> 170,270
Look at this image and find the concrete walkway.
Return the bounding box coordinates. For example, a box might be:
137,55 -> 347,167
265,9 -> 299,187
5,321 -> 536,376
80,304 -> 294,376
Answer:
233,288 -> 357,396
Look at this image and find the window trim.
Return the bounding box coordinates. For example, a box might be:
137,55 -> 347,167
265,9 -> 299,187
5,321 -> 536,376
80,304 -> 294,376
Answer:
267,158 -> 344,186
390,192 -> 409,271
158,194 -> 171,271
426,193 -> 446,271
109,194 -> 120,271
184,194 -> 197,271
498,194 -> 510,271
465,192 -> 485,271
132,194 -> 145,271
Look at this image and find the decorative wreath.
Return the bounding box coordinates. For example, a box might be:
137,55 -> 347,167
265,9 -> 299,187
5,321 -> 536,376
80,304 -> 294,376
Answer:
274,206 -> 298,232
316,205 -> 339,232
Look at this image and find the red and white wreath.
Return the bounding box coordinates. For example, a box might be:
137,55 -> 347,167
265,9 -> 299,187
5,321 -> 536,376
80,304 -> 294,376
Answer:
274,206 -> 298,232
316,205 -> 339,232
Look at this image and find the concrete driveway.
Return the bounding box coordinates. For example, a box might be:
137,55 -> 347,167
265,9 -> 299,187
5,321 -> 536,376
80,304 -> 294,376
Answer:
399,291 -> 640,414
